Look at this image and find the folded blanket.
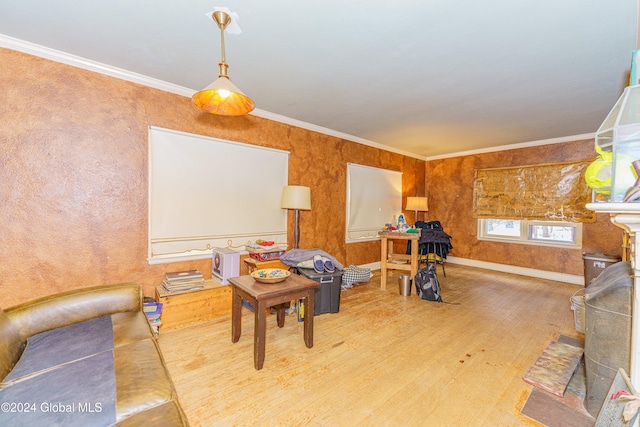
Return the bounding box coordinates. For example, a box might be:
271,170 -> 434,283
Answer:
280,248 -> 344,270
342,265 -> 372,288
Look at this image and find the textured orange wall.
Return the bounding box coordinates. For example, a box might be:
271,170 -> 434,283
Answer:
0,48 -> 424,306
0,48 -> 621,307
426,139 -> 624,276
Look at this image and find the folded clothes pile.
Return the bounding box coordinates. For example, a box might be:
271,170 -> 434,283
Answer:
280,249 -> 371,288
280,249 -> 343,272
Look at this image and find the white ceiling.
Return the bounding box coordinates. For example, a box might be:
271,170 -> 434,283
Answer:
0,1 -> 637,158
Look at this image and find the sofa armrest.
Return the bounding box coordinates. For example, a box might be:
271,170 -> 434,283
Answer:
5,283 -> 143,339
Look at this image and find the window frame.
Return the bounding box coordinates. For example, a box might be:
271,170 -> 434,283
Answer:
477,218 -> 582,249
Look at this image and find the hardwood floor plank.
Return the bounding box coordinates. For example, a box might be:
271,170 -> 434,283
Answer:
158,264 -> 583,426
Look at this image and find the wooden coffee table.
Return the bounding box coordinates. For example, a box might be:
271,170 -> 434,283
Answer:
228,274 -> 319,370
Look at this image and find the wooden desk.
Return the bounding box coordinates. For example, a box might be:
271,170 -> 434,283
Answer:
228,274 -> 319,370
379,231 -> 421,290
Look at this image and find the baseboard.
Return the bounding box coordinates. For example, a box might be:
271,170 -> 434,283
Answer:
362,258 -> 584,285
445,256 -> 584,285
359,262 -> 381,271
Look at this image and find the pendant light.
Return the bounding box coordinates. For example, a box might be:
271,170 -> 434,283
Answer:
192,10 -> 255,116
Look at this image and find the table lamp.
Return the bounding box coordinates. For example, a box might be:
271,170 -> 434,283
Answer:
281,185 -> 311,249
405,196 -> 429,224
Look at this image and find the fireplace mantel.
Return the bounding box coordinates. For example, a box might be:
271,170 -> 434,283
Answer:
586,202 -> 640,389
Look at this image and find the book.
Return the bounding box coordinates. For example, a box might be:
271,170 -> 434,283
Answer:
161,280 -> 205,292
143,302 -> 163,317
165,270 -> 203,282
161,270 -> 205,294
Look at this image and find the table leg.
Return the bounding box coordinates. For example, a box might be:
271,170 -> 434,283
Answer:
380,236 -> 388,290
410,237 -> 419,280
254,301 -> 267,370
303,291 -> 314,348
231,286 -> 242,343
276,304 -> 286,328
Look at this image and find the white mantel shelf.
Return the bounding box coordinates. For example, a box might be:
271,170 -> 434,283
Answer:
586,202 -> 640,214
586,203 -> 640,235
586,202 -> 640,390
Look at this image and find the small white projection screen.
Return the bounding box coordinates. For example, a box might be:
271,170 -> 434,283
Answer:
346,163 -> 402,243
148,126 -> 289,263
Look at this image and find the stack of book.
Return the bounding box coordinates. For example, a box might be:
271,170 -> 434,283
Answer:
143,301 -> 162,334
162,270 -> 205,294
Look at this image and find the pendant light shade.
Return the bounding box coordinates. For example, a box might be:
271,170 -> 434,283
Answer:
192,75 -> 255,116
192,10 -> 255,116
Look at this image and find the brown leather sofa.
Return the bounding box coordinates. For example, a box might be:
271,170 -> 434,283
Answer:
0,283 -> 189,426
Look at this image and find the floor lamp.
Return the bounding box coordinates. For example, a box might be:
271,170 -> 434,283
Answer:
281,186 -> 311,249
405,196 -> 429,225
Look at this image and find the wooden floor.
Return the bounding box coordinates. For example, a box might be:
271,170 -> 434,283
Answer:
158,264 -> 583,426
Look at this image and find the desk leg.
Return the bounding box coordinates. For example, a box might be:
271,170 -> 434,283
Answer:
304,290 -> 315,348
231,286 -> 242,343
254,301 -> 267,370
410,238 -> 419,280
380,236 -> 388,290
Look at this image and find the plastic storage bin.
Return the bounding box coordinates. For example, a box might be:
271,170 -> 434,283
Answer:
582,252 -> 621,287
297,267 -> 343,315
590,84 -> 640,202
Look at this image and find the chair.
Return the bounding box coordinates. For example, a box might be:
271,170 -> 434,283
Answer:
407,220 -> 453,276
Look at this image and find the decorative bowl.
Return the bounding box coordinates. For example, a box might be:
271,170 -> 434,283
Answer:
251,268 -> 291,284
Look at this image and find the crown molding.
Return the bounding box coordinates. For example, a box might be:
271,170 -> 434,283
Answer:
0,33 -> 426,160
1,33 -> 595,162
0,34 -> 195,97
424,132 -> 596,161
249,109 -> 426,160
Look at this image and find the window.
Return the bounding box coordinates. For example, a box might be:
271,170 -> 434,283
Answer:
484,219 -> 521,238
345,163 -> 402,243
478,218 -> 581,248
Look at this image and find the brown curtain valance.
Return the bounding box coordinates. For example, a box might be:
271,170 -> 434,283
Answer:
472,160 -> 596,223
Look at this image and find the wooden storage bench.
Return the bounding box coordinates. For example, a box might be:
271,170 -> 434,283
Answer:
155,279 -> 231,331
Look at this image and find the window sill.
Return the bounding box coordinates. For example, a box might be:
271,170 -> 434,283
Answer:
477,236 -> 582,250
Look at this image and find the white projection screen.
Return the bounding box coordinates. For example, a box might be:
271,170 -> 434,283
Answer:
148,126 -> 289,263
346,163 -> 402,243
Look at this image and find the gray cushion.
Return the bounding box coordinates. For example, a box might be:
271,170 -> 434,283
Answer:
4,315 -> 113,384
0,350 -> 117,427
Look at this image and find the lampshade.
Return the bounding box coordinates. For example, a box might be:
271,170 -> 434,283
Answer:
192,76 -> 255,116
281,186 -> 311,210
405,197 -> 429,212
192,10 -> 255,116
